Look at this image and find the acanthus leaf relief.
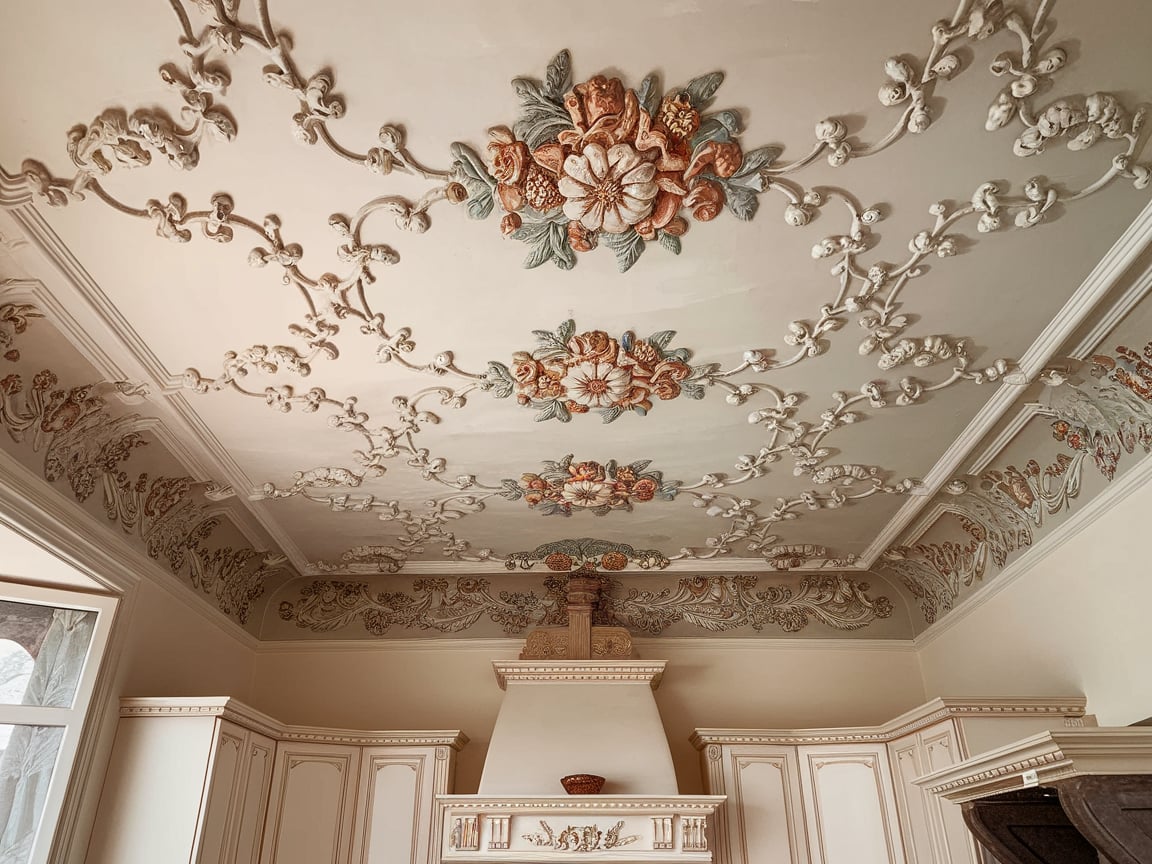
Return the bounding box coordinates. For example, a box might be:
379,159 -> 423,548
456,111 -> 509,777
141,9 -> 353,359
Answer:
881,341 -> 1152,624
276,572 -> 894,637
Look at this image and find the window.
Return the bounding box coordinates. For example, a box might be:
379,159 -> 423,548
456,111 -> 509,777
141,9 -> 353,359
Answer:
0,584 -> 116,864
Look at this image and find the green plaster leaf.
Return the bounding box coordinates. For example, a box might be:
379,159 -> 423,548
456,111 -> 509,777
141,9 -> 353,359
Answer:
599,405 -> 624,424
485,362 -> 515,399
522,234 -> 554,269
637,73 -> 661,116
550,223 -> 576,270
683,71 -> 725,110
603,229 -> 645,273
648,330 -> 676,351
723,184 -> 759,221
658,231 -> 682,255
450,142 -> 493,185
735,146 -> 781,177
543,50 -> 572,101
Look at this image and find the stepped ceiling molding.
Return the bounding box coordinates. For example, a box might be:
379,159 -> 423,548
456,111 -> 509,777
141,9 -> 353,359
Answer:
1,0 -> 1151,641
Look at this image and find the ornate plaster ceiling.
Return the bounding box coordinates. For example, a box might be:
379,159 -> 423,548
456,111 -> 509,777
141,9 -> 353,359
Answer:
1,0 -> 1151,640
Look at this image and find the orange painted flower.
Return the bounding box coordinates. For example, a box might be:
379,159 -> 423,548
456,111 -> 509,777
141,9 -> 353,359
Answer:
487,126 -> 532,211
568,220 -> 597,252
544,552 -> 573,571
600,551 -> 629,571
566,330 -> 619,365
569,461 -> 607,482
561,76 -> 640,150
684,180 -> 725,222
631,478 -> 658,501
685,140 -> 744,180
510,351 -> 540,384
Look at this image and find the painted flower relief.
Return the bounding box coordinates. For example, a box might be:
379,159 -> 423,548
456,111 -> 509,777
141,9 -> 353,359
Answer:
499,453 -> 679,516
451,51 -> 773,272
485,319 -> 714,423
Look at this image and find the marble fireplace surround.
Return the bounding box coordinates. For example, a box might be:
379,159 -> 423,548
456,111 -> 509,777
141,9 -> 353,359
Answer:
436,660 -> 725,862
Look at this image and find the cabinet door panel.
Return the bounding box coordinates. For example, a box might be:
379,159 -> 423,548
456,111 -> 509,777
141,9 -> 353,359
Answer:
350,755 -> 426,864
196,723 -> 247,864
261,745 -> 359,864
920,726 -> 979,864
729,750 -> 806,864
233,731 -> 276,864
799,745 -> 905,864
889,738 -> 934,864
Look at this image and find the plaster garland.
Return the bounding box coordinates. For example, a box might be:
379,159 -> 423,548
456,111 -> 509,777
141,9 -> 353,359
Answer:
2,0 -> 1149,579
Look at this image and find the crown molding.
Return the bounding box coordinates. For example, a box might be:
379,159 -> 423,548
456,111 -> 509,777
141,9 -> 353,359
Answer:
914,449 -> 1152,648
860,198 -> 1152,568
0,164 -> 31,208
492,660 -> 666,690
914,728 -> 1152,803
690,696 -> 1086,749
1070,256 -> 1152,361
118,697 -> 468,748
965,403 -> 1044,476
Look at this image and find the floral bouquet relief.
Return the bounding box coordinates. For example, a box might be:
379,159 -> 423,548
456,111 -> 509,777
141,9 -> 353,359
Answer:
452,51 -> 773,272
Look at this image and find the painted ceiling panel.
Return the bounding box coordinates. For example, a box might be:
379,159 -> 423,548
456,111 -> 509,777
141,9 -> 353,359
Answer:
1,0 -> 1150,640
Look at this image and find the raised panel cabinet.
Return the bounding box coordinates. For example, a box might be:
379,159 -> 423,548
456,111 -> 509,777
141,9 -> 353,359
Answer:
701,744 -> 806,864
259,744 -> 361,864
798,743 -> 906,864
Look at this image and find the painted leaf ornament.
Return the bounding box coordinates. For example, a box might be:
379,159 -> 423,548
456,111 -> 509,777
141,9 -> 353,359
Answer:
452,50 -> 773,272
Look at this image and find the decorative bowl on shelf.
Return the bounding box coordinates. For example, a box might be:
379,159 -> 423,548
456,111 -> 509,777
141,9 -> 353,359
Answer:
560,773 -> 606,795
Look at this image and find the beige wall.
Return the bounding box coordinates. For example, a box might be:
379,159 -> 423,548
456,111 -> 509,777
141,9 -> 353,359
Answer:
250,640 -> 926,793
918,471 -> 1152,727
116,578 -> 256,700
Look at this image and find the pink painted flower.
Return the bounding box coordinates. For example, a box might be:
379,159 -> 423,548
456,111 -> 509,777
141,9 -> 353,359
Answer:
560,361 -> 632,408
558,143 -> 658,234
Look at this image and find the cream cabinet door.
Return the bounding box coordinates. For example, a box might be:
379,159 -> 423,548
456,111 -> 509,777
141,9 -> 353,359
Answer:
348,748 -> 438,864
196,720 -> 249,864
260,743 -> 361,864
889,721 -> 982,864
232,730 -> 276,864
797,743 -> 906,864
714,746 -> 808,864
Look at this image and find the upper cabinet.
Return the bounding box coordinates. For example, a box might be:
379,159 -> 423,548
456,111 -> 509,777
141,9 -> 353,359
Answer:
694,697 -> 1089,864
86,698 -> 465,864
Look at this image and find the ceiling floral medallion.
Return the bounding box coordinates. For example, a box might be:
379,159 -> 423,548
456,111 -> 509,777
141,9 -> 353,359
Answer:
501,453 -> 679,516
454,51 -> 774,272
486,319 -> 712,422
504,538 -> 670,572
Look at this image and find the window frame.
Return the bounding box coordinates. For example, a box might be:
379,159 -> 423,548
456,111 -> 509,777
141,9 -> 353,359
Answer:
0,581 -> 118,864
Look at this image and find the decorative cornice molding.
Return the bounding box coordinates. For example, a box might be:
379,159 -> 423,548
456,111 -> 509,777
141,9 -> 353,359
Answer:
689,696 -> 1086,749
0,444 -> 260,648
118,697 -> 469,749
914,728 -> 1152,803
860,198 -> 1152,568
436,795 -> 725,813
492,660 -> 666,690
965,404 -> 1044,476
1070,256 -> 1152,361
914,449 -> 1152,647
0,164 -> 32,208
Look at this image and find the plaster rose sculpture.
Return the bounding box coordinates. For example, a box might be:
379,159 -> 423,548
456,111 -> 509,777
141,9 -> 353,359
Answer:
452,51 -> 775,271
499,453 -> 679,516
